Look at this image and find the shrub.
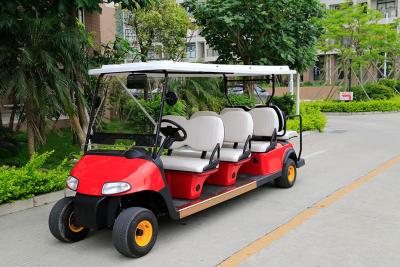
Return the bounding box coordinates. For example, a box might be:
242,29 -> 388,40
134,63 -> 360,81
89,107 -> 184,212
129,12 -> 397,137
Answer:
377,79 -> 400,93
0,151 -> 69,204
305,97 -> 400,112
271,94 -> 295,115
351,82 -> 396,101
228,94 -> 256,107
121,95 -> 187,133
286,105 -> 327,132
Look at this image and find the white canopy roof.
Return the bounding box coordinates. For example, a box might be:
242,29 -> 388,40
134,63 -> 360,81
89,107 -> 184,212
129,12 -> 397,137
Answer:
88,60 -> 296,77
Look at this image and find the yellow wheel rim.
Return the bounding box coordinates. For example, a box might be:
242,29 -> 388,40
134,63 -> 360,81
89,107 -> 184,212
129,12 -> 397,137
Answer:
68,212 -> 84,233
134,220 -> 153,247
287,165 -> 296,183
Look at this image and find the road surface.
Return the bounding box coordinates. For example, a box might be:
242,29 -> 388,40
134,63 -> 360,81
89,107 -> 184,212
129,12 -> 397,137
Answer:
0,113 -> 399,267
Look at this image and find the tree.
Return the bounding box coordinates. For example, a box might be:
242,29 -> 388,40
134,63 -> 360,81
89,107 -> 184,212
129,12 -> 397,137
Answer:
0,0 -> 150,156
318,1 -> 400,91
0,16 -> 87,156
185,0 -> 324,87
126,0 -> 190,61
125,0 -> 190,99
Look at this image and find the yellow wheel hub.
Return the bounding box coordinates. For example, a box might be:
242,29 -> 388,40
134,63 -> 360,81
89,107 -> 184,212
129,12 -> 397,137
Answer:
68,212 -> 84,233
134,220 -> 153,247
287,165 -> 296,183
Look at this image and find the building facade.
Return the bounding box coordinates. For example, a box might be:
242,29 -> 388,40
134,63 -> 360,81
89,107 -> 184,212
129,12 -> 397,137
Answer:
303,0 -> 399,84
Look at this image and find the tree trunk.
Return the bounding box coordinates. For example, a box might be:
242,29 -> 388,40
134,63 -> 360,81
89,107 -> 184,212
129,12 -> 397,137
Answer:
27,123 -> 35,157
25,98 -> 35,158
70,115 -> 86,149
0,108 -> 3,127
77,96 -> 88,132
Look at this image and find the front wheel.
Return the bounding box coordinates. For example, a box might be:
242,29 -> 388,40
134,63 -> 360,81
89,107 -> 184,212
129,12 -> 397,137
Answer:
48,197 -> 89,242
275,158 -> 297,188
112,207 -> 158,258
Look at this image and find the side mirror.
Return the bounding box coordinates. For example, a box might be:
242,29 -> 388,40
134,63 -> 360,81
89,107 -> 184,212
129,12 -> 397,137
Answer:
165,91 -> 178,106
127,74 -> 147,89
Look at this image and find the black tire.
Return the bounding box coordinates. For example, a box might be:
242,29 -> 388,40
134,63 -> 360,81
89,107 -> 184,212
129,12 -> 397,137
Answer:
112,207 -> 158,258
275,158 -> 297,188
48,197 -> 89,242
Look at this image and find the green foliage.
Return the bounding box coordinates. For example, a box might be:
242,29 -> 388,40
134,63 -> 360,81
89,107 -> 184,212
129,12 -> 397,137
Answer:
305,97 -> 400,112
377,79 -> 400,93
271,94 -> 295,115
122,95 -> 187,133
351,83 -> 396,101
0,151 -> 69,204
286,105 -> 327,132
185,0 -> 324,72
0,128 -> 80,168
0,126 -> 21,157
228,94 -> 256,107
126,0 -> 191,61
318,2 -> 400,79
169,78 -> 225,114
92,37 -> 142,66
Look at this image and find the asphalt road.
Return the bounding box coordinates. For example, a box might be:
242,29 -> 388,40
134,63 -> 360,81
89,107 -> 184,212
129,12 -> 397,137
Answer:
1,113 -> 400,267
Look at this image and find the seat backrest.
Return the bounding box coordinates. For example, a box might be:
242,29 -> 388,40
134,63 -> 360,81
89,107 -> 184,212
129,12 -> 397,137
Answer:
220,110 -> 253,143
249,107 -> 279,137
190,111 -> 219,119
220,107 -> 246,114
269,105 -> 285,132
187,116 -> 224,152
161,115 -> 188,148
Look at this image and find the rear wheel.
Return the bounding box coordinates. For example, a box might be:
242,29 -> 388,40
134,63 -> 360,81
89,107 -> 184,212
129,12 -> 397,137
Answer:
275,158 -> 297,188
112,207 -> 158,258
48,197 -> 89,242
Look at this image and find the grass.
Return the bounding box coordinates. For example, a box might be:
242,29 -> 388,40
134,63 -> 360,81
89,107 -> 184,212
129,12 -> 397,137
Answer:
0,128 -> 80,169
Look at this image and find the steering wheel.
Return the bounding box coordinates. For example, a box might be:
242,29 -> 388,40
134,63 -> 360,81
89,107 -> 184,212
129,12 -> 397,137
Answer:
160,119 -> 187,143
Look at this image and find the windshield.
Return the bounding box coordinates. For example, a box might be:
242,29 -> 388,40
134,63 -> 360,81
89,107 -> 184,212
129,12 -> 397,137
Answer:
87,75 -> 163,152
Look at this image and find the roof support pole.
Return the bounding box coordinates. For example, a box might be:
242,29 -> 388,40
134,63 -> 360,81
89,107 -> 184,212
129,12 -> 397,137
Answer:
296,73 -> 301,115
289,73 -> 294,95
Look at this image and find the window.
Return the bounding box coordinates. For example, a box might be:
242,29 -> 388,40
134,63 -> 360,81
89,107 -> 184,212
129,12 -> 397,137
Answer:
377,0 -> 397,18
207,49 -> 219,57
124,28 -> 135,43
186,43 -> 196,59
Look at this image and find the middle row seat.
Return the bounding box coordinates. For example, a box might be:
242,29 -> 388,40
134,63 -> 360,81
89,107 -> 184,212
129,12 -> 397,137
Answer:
173,110 -> 253,162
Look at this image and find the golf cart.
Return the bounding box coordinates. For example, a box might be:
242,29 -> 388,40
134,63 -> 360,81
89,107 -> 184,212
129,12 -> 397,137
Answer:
48,61 -> 304,258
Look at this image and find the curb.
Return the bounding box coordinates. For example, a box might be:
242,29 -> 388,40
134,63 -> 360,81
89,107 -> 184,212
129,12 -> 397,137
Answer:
324,110 -> 400,116
0,189 -> 75,217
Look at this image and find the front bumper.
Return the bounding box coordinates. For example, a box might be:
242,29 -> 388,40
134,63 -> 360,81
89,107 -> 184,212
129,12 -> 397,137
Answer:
73,193 -> 120,229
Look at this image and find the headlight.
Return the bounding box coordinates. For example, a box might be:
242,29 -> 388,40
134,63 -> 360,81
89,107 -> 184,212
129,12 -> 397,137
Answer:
102,182 -> 131,195
66,176 -> 79,191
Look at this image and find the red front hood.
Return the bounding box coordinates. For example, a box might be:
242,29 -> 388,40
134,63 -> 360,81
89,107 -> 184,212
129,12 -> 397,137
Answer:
70,155 -> 165,196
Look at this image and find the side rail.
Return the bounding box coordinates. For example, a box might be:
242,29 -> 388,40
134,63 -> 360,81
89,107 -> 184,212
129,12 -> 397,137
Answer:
285,114 -> 303,162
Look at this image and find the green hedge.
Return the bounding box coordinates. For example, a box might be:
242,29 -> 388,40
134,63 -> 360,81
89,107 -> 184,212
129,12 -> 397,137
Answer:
305,97 -> 400,113
286,105 -> 327,132
0,151 -> 68,204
